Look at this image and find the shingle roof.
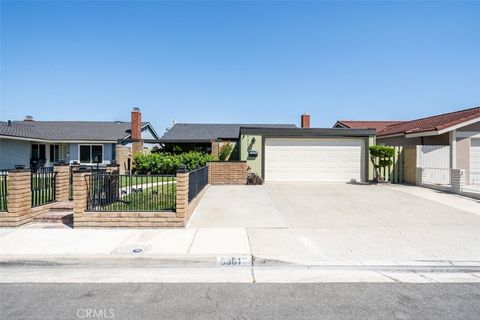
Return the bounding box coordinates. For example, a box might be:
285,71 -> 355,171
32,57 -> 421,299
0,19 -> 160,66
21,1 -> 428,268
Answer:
160,123 -> 297,142
377,107 -> 480,136
335,120 -> 404,133
0,121 -> 150,141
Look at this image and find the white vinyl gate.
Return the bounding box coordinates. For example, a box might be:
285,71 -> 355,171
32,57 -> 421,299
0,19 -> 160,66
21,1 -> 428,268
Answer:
417,145 -> 451,185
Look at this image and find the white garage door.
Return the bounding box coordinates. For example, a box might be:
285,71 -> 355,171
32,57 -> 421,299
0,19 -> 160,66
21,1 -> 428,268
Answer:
265,138 -> 365,182
471,138 -> 480,172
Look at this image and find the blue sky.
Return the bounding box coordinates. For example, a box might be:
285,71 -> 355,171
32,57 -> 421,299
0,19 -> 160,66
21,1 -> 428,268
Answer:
1,1 -> 479,134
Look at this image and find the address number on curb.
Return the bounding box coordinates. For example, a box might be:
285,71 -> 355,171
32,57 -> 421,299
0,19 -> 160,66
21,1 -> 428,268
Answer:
216,256 -> 251,266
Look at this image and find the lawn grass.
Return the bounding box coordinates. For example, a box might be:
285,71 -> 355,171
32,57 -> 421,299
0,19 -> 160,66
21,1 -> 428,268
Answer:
94,184 -> 176,211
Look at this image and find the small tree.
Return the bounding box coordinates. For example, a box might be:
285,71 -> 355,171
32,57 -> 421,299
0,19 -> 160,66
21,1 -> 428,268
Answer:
218,143 -> 233,161
369,145 -> 395,182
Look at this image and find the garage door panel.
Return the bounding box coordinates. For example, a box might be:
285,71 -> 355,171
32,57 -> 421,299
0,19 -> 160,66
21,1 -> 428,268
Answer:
265,138 -> 364,182
471,138 -> 480,171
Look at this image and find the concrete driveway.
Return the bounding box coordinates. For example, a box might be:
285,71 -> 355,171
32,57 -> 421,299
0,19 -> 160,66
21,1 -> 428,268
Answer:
188,182 -> 480,264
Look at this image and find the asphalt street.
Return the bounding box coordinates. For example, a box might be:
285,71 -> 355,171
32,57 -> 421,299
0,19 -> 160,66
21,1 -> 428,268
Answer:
1,283 -> 479,320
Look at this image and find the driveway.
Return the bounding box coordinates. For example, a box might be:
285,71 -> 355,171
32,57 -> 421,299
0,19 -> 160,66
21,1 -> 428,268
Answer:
188,183 -> 480,264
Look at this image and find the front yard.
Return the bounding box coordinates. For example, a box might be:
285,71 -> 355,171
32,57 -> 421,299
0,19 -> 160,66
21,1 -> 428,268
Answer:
99,184 -> 177,211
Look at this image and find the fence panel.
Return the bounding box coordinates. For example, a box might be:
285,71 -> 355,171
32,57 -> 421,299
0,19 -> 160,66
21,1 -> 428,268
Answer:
88,174 -> 176,212
31,171 -> 56,207
423,167 -> 451,185
188,166 -> 209,202
377,146 -> 404,183
463,170 -> 480,193
0,170 -> 7,211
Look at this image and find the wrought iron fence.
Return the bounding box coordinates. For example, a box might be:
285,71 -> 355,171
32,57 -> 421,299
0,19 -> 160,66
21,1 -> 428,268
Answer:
69,166 -> 74,201
87,173 -> 176,212
188,166 -> 208,202
31,170 -> 56,207
0,170 -> 8,211
31,167 -> 54,174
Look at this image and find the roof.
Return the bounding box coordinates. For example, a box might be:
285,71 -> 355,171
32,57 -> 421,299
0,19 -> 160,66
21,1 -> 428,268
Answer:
0,121 -> 152,142
334,120 -> 404,133
160,123 -> 297,142
377,106 -> 480,137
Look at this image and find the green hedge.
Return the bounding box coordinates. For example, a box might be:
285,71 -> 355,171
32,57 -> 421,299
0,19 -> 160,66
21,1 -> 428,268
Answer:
134,152 -> 214,175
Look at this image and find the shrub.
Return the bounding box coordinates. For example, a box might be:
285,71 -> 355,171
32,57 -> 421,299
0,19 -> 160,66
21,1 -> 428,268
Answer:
218,143 -> 233,161
247,173 -> 263,185
134,151 -> 214,175
369,145 -> 395,182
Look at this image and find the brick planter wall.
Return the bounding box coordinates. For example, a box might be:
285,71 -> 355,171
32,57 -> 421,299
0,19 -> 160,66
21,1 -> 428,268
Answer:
72,166 -> 207,228
0,167 -> 75,227
207,161 -> 247,185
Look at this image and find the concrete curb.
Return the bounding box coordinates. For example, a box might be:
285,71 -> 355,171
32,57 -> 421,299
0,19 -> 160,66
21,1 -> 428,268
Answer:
2,254 -> 480,273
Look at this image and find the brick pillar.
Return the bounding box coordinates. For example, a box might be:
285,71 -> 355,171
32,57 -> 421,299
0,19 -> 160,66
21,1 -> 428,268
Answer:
54,163 -> 70,201
211,140 -> 220,159
175,165 -> 189,219
451,169 -> 465,193
73,171 -> 90,222
106,164 -> 120,175
115,145 -> 131,174
4,169 -> 32,226
415,167 -> 425,186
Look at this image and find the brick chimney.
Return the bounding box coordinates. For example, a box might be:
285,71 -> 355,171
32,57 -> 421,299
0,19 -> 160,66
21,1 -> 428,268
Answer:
131,107 -> 143,155
301,113 -> 310,128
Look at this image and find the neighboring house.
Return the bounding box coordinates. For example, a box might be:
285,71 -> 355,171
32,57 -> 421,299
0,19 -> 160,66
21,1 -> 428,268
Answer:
333,121 -> 404,134
162,114 -> 376,182
159,123 -> 297,159
0,108 -> 159,170
334,106 -> 480,179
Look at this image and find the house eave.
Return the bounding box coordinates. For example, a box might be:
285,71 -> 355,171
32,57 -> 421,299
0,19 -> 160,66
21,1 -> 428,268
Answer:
0,135 -> 117,144
376,133 -> 404,139
240,127 -> 376,137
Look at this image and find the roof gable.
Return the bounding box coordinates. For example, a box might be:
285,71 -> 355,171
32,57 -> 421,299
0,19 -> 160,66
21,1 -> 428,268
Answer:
377,107 -> 480,137
334,120 -> 404,133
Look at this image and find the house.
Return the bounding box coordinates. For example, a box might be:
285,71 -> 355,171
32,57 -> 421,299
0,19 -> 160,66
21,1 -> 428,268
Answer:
159,123 -> 297,159
161,114 -> 376,182
0,108 -> 159,172
333,121 -> 405,133
334,106 -> 480,184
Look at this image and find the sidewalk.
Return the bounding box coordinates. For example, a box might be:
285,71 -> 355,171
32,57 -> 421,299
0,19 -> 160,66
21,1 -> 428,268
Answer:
1,226 -> 480,283
0,227 -> 250,259
1,226 -> 480,268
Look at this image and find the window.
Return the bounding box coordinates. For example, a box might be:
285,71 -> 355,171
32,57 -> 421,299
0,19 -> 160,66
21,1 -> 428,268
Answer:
79,145 -> 103,163
92,145 -> 103,163
31,144 -> 46,160
49,144 -> 60,162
